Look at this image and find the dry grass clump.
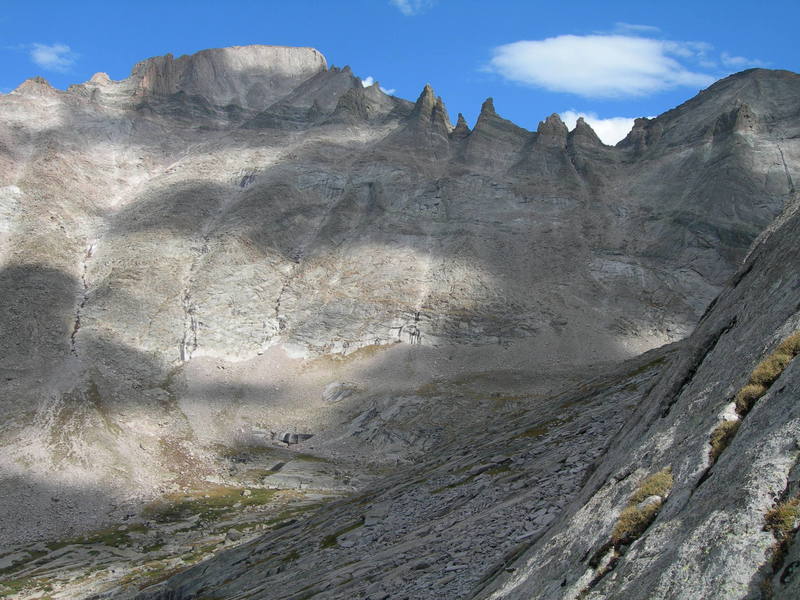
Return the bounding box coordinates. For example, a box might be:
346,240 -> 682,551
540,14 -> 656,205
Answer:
733,331 -> 799,417
764,496 -> 800,580
628,467 -> 674,505
765,497 -> 800,538
709,331 -> 799,473
750,353 -> 793,387
610,467 -> 673,546
734,383 -> 767,415
611,502 -> 662,545
709,420 -> 741,463
776,331 -> 800,356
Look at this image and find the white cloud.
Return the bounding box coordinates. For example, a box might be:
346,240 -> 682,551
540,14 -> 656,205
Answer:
30,43 -> 76,72
721,52 -> 767,69
560,110 -> 649,146
614,22 -> 660,34
389,0 -> 435,16
488,34 -> 716,98
361,76 -> 396,95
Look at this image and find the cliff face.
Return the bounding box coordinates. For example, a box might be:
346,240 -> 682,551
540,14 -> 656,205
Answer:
1,47 -> 800,598
480,196 -> 800,600
128,202 -> 800,600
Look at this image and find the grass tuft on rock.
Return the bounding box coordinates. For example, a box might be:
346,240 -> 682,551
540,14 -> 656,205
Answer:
609,467 -> 673,546
763,495 -> 800,581
776,331 -> 800,356
709,420 -> 740,464
628,468 -> 674,505
611,502 -> 662,545
734,331 -> 800,416
765,497 -> 800,538
734,383 -> 767,415
750,353 -> 793,387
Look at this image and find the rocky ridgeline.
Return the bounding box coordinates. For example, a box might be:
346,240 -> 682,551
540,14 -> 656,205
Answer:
1,46 -> 799,599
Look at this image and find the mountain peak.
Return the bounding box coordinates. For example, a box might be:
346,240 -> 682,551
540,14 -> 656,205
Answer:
129,45 -> 327,110
413,83 -> 436,111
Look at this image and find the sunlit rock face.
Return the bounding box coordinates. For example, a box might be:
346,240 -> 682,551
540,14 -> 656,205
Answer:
0,46 -> 799,546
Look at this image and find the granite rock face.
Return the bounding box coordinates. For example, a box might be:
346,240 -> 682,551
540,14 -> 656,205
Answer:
1,46 -> 800,598
481,187 -> 800,600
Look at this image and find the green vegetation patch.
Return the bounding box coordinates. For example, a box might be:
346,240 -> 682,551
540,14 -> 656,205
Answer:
294,453 -> 330,463
320,520 -> 363,549
0,550 -> 47,578
182,543 -> 219,564
624,356 -> 666,379
0,576 -> 38,598
263,503 -> 323,528
135,564 -> 191,591
282,549 -> 301,563
0,572 -> 57,598
516,424 -> 550,439
243,467 -> 280,481
144,485 -> 278,523
44,523 -> 149,552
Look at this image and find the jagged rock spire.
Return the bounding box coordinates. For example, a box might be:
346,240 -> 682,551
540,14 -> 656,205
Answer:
451,112 -> 471,139
479,97 -> 497,117
412,84 -> 437,117
410,84 -> 452,133
471,98 -> 502,133
568,117 -> 602,147
535,113 -> 568,148
432,96 -> 453,130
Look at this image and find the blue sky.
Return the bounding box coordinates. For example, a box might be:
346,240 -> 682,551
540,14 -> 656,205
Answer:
2,0 -> 797,143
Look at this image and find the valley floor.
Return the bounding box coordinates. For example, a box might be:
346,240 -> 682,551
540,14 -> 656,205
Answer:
0,348 -> 670,600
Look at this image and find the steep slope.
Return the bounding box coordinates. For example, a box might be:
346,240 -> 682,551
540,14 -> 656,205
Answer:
129,129 -> 800,600
0,46 -> 799,575
481,199 -> 800,599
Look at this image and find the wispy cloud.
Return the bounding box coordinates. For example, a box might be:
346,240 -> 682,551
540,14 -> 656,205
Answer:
614,22 -> 661,34
361,76 -> 396,95
487,34 -> 715,98
30,43 -> 77,72
721,52 -> 768,69
560,110 -> 649,145
389,0 -> 435,16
